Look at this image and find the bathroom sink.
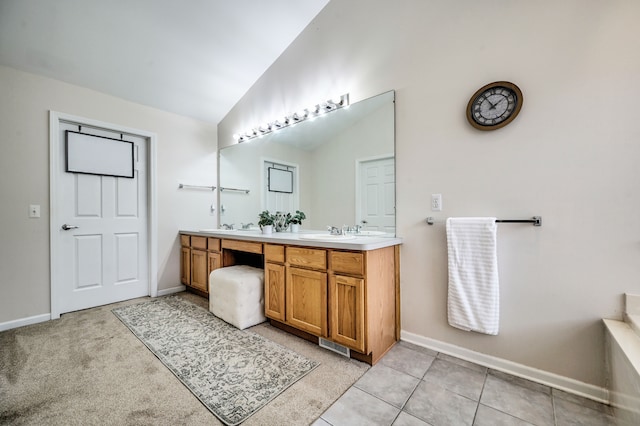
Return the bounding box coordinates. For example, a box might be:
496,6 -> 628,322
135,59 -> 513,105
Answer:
199,229 -> 237,233
297,234 -> 356,241
356,231 -> 386,236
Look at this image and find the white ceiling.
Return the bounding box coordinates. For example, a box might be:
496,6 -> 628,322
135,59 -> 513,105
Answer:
0,0 -> 329,125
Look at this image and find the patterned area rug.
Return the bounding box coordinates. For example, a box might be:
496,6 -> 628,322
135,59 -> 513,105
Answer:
112,296 -> 319,425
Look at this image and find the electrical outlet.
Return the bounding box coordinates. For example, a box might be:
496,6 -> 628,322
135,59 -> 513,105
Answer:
431,194 -> 442,212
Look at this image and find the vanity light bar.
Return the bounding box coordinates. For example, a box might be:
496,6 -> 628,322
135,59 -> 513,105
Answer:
233,93 -> 350,142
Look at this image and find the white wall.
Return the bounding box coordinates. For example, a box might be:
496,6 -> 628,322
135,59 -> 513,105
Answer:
218,0 -> 640,390
0,65 -> 217,324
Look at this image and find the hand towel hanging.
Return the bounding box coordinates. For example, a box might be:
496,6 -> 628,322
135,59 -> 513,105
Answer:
446,217 -> 499,335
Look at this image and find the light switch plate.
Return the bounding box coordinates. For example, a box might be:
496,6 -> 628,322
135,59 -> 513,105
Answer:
29,204 -> 41,218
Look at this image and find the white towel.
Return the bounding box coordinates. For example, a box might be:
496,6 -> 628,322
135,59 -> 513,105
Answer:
446,217 -> 499,335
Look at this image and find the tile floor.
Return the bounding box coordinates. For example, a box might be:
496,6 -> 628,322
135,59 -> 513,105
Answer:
313,341 -> 616,426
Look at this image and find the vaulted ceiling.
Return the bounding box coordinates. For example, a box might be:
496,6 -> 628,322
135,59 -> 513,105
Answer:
0,0 -> 329,124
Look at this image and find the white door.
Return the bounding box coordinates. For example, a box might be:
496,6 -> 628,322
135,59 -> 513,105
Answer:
55,121 -> 149,315
263,160 -> 298,213
358,157 -> 395,233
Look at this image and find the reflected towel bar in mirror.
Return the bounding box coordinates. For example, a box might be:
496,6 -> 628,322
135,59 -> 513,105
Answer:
426,216 -> 542,226
219,187 -> 250,194
178,183 -> 216,191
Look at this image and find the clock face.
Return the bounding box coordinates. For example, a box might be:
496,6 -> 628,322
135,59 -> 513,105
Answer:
467,82 -> 523,130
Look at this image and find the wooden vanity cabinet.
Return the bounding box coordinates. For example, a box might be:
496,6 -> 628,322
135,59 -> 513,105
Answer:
180,232 -> 399,365
180,235 -> 221,296
264,242 -> 398,365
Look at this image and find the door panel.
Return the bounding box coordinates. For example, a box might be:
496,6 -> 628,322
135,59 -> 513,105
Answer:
181,247 -> 191,285
265,262 -> 286,321
330,274 -> 365,352
75,235 -> 102,289
286,267 -> 327,337
116,174 -> 138,217
190,249 -> 208,293
76,174 -> 102,216
115,233 -> 139,283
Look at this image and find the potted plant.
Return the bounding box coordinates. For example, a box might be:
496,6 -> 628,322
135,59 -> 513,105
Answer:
286,210 -> 306,232
258,210 -> 275,234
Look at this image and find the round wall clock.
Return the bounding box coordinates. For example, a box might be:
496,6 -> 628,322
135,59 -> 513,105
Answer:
466,81 -> 523,131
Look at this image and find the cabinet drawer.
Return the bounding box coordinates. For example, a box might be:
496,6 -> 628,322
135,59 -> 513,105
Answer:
330,251 -> 364,276
265,244 -> 285,263
191,236 -> 207,250
286,247 -> 326,270
180,235 -> 190,247
207,237 -> 221,252
222,239 -> 263,254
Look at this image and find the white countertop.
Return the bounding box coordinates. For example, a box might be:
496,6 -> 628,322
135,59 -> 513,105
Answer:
180,229 -> 402,251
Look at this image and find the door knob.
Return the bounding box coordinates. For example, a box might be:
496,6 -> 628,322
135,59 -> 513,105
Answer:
61,224 -> 79,230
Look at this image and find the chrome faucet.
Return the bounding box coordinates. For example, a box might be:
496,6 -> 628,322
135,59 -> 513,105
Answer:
327,226 -> 342,235
240,222 -> 253,229
352,224 -> 363,234
221,223 -> 234,230
327,224 -> 362,235
340,224 -> 364,234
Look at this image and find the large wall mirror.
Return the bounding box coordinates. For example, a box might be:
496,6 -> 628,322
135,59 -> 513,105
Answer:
218,90 -> 396,236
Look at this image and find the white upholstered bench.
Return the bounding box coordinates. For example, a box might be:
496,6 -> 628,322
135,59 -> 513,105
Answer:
209,264 -> 266,330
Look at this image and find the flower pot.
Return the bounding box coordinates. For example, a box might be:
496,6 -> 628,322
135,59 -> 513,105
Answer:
274,212 -> 288,232
261,225 -> 273,235
290,224 -> 300,233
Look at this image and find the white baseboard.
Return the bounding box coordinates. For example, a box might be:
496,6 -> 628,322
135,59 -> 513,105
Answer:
1,287 -> 185,332
156,285 -> 186,297
0,313 -> 51,332
401,330 -> 610,404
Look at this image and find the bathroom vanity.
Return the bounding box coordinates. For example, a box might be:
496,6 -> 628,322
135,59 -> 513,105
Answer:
179,230 -> 401,365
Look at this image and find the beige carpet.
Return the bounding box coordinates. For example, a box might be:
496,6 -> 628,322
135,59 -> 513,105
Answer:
0,292 -> 368,425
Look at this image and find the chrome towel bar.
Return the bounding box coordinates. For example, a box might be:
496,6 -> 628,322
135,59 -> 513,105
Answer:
219,187 -> 250,194
426,216 -> 542,227
178,184 -> 216,191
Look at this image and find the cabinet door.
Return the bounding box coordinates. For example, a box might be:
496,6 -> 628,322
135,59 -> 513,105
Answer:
286,267 -> 327,337
190,249 -> 208,293
180,247 -> 191,285
330,274 -> 365,352
208,251 -> 221,276
265,262 -> 286,321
